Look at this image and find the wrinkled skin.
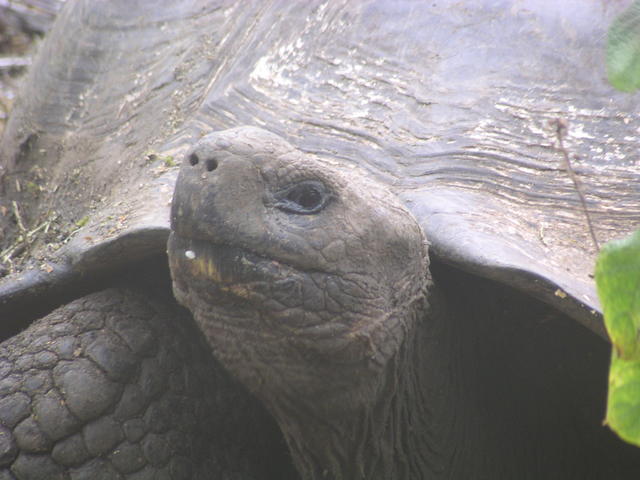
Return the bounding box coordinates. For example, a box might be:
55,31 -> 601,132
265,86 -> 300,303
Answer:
169,127 -> 432,478
168,127 -> 640,480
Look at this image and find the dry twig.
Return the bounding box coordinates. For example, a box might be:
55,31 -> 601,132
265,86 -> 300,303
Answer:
552,118 -> 600,252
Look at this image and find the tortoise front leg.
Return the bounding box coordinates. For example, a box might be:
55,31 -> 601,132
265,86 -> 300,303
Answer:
0,288 -> 292,480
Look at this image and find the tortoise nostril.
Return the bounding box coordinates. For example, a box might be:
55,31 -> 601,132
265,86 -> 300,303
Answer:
189,153 -> 199,166
205,158 -> 218,172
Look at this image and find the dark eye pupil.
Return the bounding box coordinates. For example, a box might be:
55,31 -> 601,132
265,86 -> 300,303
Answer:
277,181 -> 330,215
289,186 -> 321,209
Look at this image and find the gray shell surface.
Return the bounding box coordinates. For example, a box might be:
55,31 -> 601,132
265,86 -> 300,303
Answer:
1,0 -> 639,336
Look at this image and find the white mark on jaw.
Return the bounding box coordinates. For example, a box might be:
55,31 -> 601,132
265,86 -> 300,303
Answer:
185,250 -> 196,260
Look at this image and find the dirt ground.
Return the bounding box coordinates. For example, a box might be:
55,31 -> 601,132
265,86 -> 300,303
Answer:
0,0 -> 63,134
0,12 -> 42,276
0,14 -> 35,137
0,2 -> 137,279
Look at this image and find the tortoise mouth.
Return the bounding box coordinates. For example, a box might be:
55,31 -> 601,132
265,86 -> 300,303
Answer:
168,233 -> 297,285
167,233 -> 314,311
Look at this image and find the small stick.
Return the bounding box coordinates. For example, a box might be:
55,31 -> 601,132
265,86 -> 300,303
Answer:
552,118 -> 600,251
25,219 -> 50,238
0,57 -> 31,70
11,201 -> 27,234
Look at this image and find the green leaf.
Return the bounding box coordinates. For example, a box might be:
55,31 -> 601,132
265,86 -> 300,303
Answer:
596,229 -> 640,446
596,230 -> 640,360
75,216 -> 89,228
606,355 -> 640,446
607,0 -> 640,92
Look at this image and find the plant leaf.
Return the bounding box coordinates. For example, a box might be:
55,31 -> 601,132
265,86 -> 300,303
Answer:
596,229 -> 640,446
607,0 -> 640,92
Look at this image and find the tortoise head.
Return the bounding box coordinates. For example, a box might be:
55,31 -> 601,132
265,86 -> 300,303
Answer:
168,126 -> 430,413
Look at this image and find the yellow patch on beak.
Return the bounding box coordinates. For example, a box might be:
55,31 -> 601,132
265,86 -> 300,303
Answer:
227,284 -> 250,298
190,257 -> 223,283
187,256 -> 251,299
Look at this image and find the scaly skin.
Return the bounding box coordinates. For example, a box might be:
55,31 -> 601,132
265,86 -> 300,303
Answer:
0,287 -> 291,480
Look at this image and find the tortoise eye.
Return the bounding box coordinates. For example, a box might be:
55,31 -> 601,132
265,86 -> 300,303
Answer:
276,181 -> 331,215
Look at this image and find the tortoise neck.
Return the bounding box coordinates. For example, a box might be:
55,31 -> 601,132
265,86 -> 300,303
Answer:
277,289 -> 458,480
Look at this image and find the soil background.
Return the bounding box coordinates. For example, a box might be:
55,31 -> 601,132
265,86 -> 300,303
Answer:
0,1 -> 64,275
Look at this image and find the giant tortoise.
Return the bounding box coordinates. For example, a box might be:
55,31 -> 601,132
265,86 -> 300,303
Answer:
0,1 -> 639,479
